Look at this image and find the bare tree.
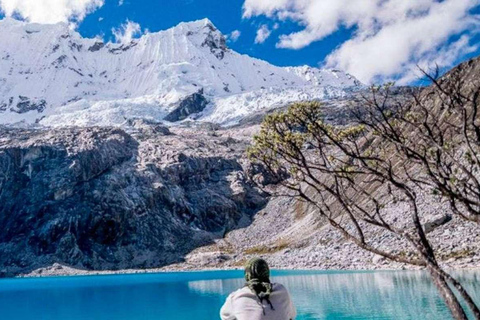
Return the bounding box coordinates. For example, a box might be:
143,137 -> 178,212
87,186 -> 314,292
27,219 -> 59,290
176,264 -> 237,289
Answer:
353,67 -> 480,225
248,95 -> 479,319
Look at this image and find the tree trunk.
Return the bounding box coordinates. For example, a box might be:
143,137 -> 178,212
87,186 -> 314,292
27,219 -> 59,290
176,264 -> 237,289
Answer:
428,266 -> 468,320
436,267 -> 480,320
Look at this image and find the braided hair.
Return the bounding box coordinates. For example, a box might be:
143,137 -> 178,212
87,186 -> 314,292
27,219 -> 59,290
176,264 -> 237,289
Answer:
244,258 -> 275,314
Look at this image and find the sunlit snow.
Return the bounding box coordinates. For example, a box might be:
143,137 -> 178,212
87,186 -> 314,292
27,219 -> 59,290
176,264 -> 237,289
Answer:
0,18 -> 362,127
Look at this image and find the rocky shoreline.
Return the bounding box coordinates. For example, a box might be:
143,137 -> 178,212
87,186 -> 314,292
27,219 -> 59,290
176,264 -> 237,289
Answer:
20,209 -> 480,278
19,259 -> 480,279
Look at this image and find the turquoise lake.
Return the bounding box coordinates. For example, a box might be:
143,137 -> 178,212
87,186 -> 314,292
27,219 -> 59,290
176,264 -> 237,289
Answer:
0,270 -> 479,319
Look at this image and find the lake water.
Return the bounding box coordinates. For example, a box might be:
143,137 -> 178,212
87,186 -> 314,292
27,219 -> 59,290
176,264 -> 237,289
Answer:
0,270 -> 479,319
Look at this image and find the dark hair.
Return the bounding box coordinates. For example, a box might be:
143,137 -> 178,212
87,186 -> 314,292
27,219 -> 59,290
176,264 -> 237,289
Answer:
244,258 -> 275,313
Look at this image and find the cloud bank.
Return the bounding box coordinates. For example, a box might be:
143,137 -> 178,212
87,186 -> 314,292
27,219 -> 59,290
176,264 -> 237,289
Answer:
0,0 -> 104,24
243,0 -> 480,84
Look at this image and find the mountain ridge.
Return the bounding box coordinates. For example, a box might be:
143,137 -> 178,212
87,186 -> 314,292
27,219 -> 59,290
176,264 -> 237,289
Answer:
0,17 -> 362,127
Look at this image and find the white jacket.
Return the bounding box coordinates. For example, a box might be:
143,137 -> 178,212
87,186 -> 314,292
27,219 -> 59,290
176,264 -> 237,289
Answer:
220,283 -> 296,320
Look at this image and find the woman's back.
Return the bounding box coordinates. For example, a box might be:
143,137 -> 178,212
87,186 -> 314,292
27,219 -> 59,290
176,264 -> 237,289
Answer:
220,283 -> 296,320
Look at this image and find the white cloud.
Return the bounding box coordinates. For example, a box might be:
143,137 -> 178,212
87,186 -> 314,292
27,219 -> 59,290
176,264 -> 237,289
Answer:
0,0 -> 104,24
243,0 -> 480,84
118,0 -> 123,6
255,24 -> 271,44
112,20 -> 142,44
395,35 -> 478,85
229,30 -> 241,42
243,0 -> 290,18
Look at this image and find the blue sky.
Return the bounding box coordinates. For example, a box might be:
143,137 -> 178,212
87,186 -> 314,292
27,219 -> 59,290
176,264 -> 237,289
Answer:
1,0 -> 479,84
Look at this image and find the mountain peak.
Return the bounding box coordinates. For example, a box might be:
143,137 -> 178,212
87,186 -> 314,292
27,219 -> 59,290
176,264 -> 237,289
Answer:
171,18 -> 220,36
171,18 -> 227,59
179,18 -> 216,30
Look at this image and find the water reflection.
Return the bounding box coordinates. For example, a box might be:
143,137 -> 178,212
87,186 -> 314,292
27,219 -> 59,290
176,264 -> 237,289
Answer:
189,271 -> 480,320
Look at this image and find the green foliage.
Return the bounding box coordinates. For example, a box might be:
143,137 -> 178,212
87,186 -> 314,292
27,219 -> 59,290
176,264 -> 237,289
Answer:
248,101 -> 366,177
247,101 -> 322,170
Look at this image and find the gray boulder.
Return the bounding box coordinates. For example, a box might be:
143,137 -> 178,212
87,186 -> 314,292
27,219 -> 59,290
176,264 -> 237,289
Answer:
424,214 -> 452,233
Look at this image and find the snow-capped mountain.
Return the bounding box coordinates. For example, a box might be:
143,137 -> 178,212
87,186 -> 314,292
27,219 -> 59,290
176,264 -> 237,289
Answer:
0,18 -> 362,127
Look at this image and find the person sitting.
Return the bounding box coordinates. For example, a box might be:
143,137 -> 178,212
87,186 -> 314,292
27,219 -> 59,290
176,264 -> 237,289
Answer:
220,257 -> 296,320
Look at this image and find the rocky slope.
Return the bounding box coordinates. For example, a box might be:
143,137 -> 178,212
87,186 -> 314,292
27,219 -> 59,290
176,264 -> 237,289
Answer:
172,57 -> 480,272
0,122 -> 267,276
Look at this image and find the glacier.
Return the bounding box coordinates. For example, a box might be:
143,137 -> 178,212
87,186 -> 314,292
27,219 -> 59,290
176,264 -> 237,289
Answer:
0,18 -> 362,127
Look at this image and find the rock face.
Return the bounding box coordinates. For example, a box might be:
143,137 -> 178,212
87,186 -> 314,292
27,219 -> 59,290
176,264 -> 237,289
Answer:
164,90 -> 208,122
0,125 -> 266,275
12,96 -> 47,114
